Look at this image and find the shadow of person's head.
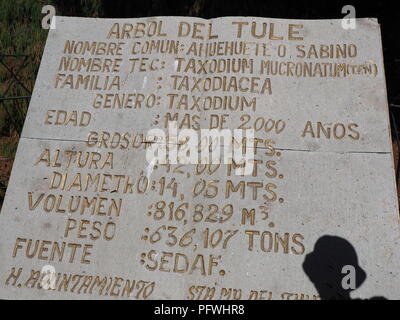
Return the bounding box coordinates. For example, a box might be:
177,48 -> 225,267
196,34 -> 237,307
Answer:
303,235 -> 367,300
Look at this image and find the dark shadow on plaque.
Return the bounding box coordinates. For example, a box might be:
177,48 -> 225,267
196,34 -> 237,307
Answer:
303,235 -> 387,300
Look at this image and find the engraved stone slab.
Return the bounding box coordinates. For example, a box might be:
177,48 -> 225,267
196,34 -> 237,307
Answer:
0,16 -> 399,300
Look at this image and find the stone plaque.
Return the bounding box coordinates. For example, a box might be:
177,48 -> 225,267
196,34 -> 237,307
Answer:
0,16 -> 399,300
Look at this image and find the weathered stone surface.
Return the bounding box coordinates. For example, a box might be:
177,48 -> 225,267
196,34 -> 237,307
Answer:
0,16 -> 399,300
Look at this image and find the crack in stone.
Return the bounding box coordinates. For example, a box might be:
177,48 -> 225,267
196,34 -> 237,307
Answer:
20,136 -> 392,155
274,148 -> 391,155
